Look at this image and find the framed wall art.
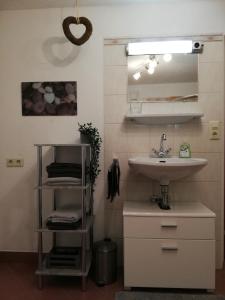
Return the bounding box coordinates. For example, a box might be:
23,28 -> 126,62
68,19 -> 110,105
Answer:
21,81 -> 77,116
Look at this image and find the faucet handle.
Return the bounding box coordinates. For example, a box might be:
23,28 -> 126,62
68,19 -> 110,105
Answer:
152,148 -> 159,156
165,147 -> 172,155
161,133 -> 167,140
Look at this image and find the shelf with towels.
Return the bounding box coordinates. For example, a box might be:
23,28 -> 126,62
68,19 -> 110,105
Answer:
36,250 -> 92,277
34,143 -> 93,291
36,216 -> 94,233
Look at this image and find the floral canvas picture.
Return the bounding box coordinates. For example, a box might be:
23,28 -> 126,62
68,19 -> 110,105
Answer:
21,81 -> 77,116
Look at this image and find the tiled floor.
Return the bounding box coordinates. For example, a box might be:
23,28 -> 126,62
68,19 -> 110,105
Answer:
1,260 -> 225,300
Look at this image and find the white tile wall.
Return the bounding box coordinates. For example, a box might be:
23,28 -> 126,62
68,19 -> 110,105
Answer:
104,45 -> 127,66
198,62 -> 224,93
104,40 -> 224,268
199,41 -> 224,63
104,95 -> 128,124
104,66 -> 128,95
198,93 -> 224,122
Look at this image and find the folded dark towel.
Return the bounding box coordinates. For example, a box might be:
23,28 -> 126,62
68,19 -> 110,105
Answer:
46,220 -> 81,230
107,159 -> 120,202
46,162 -> 83,178
47,162 -> 82,169
48,171 -> 82,178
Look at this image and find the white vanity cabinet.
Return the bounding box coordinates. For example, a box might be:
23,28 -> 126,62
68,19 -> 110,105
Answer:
123,201 -> 216,290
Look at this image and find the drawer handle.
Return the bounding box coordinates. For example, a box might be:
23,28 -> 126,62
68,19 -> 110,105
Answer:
161,246 -> 178,251
161,223 -> 177,228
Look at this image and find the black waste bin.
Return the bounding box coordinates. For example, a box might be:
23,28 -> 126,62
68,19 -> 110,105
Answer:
93,238 -> 117,285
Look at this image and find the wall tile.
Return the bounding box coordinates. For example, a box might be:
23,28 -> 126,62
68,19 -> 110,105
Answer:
104,66 -> 127,95
198,62 -> 224,93
198,92 -> 224,122
104,123 -> 127,153
105,209 -> 123,239
92,177 -> 106,240
104,95 -> 128,124
93,206 -> 105,241
174,122 -> 223,153
127,181 -> 153,202
104,44 -> 127,66
199,41 -> 224,63
170,181 -> 220,214
93,178 -> 105,215
127,135 -> 150,153
126,124 -> 150,153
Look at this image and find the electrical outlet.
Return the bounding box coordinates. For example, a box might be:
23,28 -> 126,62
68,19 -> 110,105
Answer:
7,158 -> 24,167
209,121 -> 220,140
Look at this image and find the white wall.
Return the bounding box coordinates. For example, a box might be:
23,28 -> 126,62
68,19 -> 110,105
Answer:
0,0 -> 225,253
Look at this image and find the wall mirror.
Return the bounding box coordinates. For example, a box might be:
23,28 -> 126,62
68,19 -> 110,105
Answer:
127,40 -> 202,103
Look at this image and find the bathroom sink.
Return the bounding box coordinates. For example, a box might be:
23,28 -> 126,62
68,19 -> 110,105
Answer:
128,156 -> 208,185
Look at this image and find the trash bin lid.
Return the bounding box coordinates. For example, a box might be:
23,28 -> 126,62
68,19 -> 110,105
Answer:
94,238 -> 117,253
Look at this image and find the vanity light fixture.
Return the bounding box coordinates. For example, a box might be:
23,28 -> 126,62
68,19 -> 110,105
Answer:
127,40 -> 193,55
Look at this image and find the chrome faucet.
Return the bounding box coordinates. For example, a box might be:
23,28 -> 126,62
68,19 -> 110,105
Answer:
152,133 -> 171,158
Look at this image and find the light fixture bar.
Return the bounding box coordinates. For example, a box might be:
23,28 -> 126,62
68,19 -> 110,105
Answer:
127,40 -> 193,55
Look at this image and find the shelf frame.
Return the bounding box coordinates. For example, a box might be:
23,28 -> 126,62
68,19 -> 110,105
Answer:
35,250 -> 92,277
34,143 -> 93,291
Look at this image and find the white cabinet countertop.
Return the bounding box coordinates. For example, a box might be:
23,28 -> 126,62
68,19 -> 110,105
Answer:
123,201 -> 216,218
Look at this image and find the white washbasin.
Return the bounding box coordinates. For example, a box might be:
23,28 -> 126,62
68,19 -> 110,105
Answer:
128,156 -> 208,185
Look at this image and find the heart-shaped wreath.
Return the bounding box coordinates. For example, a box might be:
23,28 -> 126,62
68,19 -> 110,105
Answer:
62,16 -> 93,46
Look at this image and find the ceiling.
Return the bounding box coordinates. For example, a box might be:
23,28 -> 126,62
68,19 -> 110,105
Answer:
0,0 -> 160,10
0,0 -> 201,10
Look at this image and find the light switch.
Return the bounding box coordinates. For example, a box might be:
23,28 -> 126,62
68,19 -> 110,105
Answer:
209,121 -> 220,140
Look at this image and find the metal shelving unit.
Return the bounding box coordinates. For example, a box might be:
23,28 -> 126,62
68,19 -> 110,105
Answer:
34,144 -> 93,291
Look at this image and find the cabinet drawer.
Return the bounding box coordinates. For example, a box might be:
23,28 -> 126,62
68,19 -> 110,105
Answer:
124,216 -> 215,239
124,238 -> 215,289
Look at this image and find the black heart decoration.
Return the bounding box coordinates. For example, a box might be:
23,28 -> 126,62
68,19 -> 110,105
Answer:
62,16 -> 93,46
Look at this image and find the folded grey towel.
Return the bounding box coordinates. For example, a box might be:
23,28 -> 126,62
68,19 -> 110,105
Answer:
45,177 -> 81,185
47,207 -> 82,222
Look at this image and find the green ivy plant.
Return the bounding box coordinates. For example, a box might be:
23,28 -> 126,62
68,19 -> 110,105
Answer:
78,122 -> 102,187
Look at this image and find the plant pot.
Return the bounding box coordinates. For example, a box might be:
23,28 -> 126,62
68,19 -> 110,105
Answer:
80,133 -> 90,144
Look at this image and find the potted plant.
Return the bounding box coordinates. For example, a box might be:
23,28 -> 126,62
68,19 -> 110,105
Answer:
78,122 -> 102,191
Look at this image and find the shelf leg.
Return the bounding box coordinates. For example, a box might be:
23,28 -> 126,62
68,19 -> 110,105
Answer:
82,276 -> 87,291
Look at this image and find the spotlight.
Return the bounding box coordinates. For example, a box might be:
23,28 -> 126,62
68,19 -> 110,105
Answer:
133,72 -> 141,80
163,53 -> 172,62
147,67 -> 155,75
